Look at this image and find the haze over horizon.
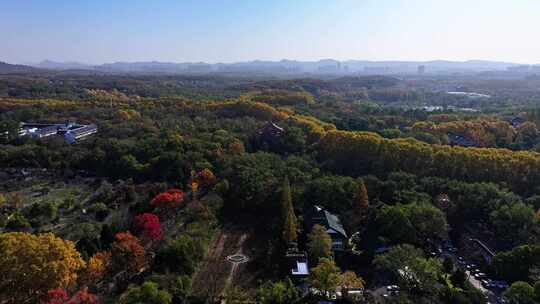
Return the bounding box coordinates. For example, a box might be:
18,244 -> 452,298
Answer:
1,0 -> 540,65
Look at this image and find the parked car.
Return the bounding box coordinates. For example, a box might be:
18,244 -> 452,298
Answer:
474,272 -> 487,279
481,279 -> 493,288
387,285 -> 400,291
466,263 -> 478,270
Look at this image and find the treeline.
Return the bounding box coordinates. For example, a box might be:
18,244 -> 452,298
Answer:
318,130 -> 540,195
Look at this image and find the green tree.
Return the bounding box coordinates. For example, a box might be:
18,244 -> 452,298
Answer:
308,258 -> 341,298
443,256 -> 454,274
404,203 -> 448,242
376,206 -> 417,245
281,177 -> 297,245
121,281 -> 172,304
503,281 -> 536,304
515,122 -> 539,149
4,212 -> 30,232
534,281 -> 540,302
490,202 -> 534,245
374,244 -> 442,295
307,224 -> 332,262
256,278 -> 301,304
155,235 -> 205,275
492,245 -> 540,282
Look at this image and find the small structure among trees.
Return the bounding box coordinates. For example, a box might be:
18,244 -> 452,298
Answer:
305,205 -> 348,251
284,244 -> 309,281
257,122 -> 285,139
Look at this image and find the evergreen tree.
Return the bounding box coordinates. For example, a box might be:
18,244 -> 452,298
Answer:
281,177 -> 297,245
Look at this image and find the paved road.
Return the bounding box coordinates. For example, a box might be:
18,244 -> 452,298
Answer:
465,270 -> 503,303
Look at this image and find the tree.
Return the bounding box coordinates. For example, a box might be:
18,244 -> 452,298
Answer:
376,206 -> 417,245
308,258 -> 341,298
515,122 -> 539,149
450,268 -> 467,289
443,256 -> 454,274
133,213 -> 162,240
150,189 -> 184,210
351,180 -> 369,230
193,169 -> 217,191
281,177 -> 297,245
404,203 -> 448,242
307,224 -> 333,262
492,245 -> 540,282
111,232 -> 146,274
535,281 -> 540,303
503,281 -> 536,304
339,271 -> 365,301
375,203 -> 448,246
0,232 -> 86,303
43,287 -> 98,304
155,235 -> 204,275
256,278 -> 301,304
374,244 -> 442,295
84,251 -> 111,284
490,202 -> 534,246
223,152 -> 286,212
121,281 -> 172,304
4,212 -> 31,232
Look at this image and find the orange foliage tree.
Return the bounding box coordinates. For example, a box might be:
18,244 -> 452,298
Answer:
111,232 -> 146,274
150,189 -> 184,209
193,169 -> 217,190
84,251 -> 111,284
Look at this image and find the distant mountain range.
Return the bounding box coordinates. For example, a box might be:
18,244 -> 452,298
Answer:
1,59 -> 539,75
0,61 -> 45,74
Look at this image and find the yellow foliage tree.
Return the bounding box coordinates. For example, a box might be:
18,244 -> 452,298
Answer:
0,232 -> 86,303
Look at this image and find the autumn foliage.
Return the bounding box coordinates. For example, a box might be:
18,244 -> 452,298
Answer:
111,232 -> 146,274
84,251 -> 111,284
0,232 -> 86,303
43,287 -> 98,304
318,130 -> 540,194
150,189 -> 184,209
133,213 -> 162,239
193,169 -> 217,190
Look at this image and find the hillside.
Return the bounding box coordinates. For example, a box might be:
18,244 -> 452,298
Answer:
0,62 -> 45,74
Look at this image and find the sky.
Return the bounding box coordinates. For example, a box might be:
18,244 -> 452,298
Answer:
1,0 -> 539,65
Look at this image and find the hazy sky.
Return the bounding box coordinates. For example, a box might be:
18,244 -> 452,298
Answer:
1,0 -> 539,64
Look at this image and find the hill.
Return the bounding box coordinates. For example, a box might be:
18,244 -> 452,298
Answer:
0,61 -> 45,74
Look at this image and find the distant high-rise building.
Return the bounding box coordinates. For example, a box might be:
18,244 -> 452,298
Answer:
417,65 -> 426,74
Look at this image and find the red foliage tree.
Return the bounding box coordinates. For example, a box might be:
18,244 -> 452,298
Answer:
133,213 -> 162,239
150,189 -> 184,209
42,287 -> 97,304
43,289 -> 69,304
70,287 -> 98,304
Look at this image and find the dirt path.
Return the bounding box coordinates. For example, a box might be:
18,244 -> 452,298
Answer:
223,233 -> 248,289
191,227 -> 251,301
